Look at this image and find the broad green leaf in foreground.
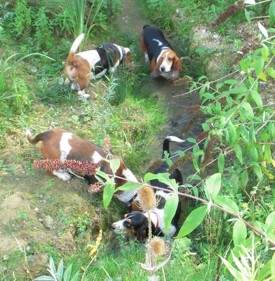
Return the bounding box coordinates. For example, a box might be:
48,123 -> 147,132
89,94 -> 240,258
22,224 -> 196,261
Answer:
177,205 -> 208,238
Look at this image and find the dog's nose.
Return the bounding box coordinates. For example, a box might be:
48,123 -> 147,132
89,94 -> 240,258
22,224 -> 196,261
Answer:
111,223 -> 116,230
160,66 -> 165,72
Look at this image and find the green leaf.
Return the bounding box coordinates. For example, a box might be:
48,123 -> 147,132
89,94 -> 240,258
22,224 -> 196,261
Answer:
110,158 -> 120,174
116,182 -> 140,191
49,257 -> 56,275
249,144 -> 258,162
241,102 -> 254,119
224,79 -> 239,85
217,152 -> 224,174
258,72 -> 267,82
264,145 -> 272,163
233,220 -> 247,247
234,144 -> 243,164
96,170 -> 111,182
205,173 -> 221,200
103,182 -> 115,209
252,162 -> 263,180
269,1 -> 275,26
261,44 -> 269,61
187,137 -> 197,144
258,260 -> 272,281
215,195 -> 239,214
240,170 -> 248,189
255,57 -> 265,76
146,172 -> 176,189
266,212 -> 275,230
70,271 -> 80,281
164,193 -> 179,234
250,90 -> 263,111
220,256 -> 243,280
244,9 -> 251,23
228,84 -> 247,94
63,264 -> 72,281
240,125 -> 249,143
33,277 -> 55,281
144,172 -> 159,183
272,252 -> 275,280
56,258 -> 64,281
177,205 -> 208,238
228,120 -> 237,144
266,66 -> 275,78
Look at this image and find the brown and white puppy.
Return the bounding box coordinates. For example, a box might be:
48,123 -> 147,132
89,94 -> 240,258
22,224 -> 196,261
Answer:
139,25 -> 182,80
112,136 -> 184,242
26,129 -> 138,205
64,33 -> 131,98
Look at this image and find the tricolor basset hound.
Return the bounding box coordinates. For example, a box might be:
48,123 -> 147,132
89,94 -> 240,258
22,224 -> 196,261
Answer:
64,33 -> 131,98
26,129 -> 139,206
139,25 -> 182,80
111,136 -> 184,242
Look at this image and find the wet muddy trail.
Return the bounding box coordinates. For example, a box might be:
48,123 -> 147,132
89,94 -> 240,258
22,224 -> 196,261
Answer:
118,0 -> 202,180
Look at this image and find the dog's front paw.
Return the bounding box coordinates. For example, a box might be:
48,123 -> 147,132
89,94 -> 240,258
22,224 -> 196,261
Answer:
78,91 -> 90,99
53,170 -> 71,181
64,78 -> 71,86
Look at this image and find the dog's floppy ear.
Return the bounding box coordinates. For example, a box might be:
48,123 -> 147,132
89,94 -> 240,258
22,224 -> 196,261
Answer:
123,52 -> 131,65
172,55 -> 182,72
136,222 -> 148,242
150,57 -> 162,78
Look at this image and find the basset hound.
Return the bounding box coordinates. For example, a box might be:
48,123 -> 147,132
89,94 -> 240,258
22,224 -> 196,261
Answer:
139,25 -> 182,80
111,136 -> 184,242
64,33 -> 131,98
26,129 -> 139,206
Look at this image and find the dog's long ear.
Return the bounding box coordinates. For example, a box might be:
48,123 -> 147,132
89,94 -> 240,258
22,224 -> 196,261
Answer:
172,55 -> 182,72
150,57 -> 162,78
136,222 -> 148,242
123,52 -> 131,65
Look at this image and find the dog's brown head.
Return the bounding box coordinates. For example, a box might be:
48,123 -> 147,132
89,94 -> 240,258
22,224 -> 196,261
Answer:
150,49 -> 182,80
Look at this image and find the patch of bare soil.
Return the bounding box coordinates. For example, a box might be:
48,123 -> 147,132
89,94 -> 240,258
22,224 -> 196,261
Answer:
0,170 -> 115,279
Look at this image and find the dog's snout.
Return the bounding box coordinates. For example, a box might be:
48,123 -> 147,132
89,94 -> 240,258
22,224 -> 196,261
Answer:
111,223 -> 116,230
160,66 -> 165,72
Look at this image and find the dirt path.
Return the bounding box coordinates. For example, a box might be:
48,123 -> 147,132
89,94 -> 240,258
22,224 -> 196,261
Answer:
118,0 -> 202,180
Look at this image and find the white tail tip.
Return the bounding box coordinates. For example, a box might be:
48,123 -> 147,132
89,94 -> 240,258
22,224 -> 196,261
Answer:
165,136 -> 185,143
26,129 -> 31,137
70,33 -> 85,53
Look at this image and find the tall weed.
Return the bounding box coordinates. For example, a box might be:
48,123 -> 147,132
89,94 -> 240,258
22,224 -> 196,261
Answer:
13,0 -> 31,36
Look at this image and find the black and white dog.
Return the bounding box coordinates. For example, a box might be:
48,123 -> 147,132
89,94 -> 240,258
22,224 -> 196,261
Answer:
139,25 -> 182,80
111,136 -> 184,242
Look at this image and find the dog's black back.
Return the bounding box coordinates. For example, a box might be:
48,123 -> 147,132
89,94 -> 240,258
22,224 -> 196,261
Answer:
150,136 -> 184,229
142,25 -> 174,63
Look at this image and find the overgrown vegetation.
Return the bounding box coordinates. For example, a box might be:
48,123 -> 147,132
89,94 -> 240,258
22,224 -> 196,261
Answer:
0,0 -> 274,280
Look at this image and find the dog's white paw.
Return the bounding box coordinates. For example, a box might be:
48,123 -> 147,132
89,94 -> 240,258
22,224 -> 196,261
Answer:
71,82 -> 80,90
144,53 -> 149,62
53,170 -> 71,181
64,78 -> 71,85
78,91 -> 90,99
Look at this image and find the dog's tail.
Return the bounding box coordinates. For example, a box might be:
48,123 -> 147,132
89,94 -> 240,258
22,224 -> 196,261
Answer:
26,130 -> 49,145
162,136 -> 185,158
70,33 -> 85,54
